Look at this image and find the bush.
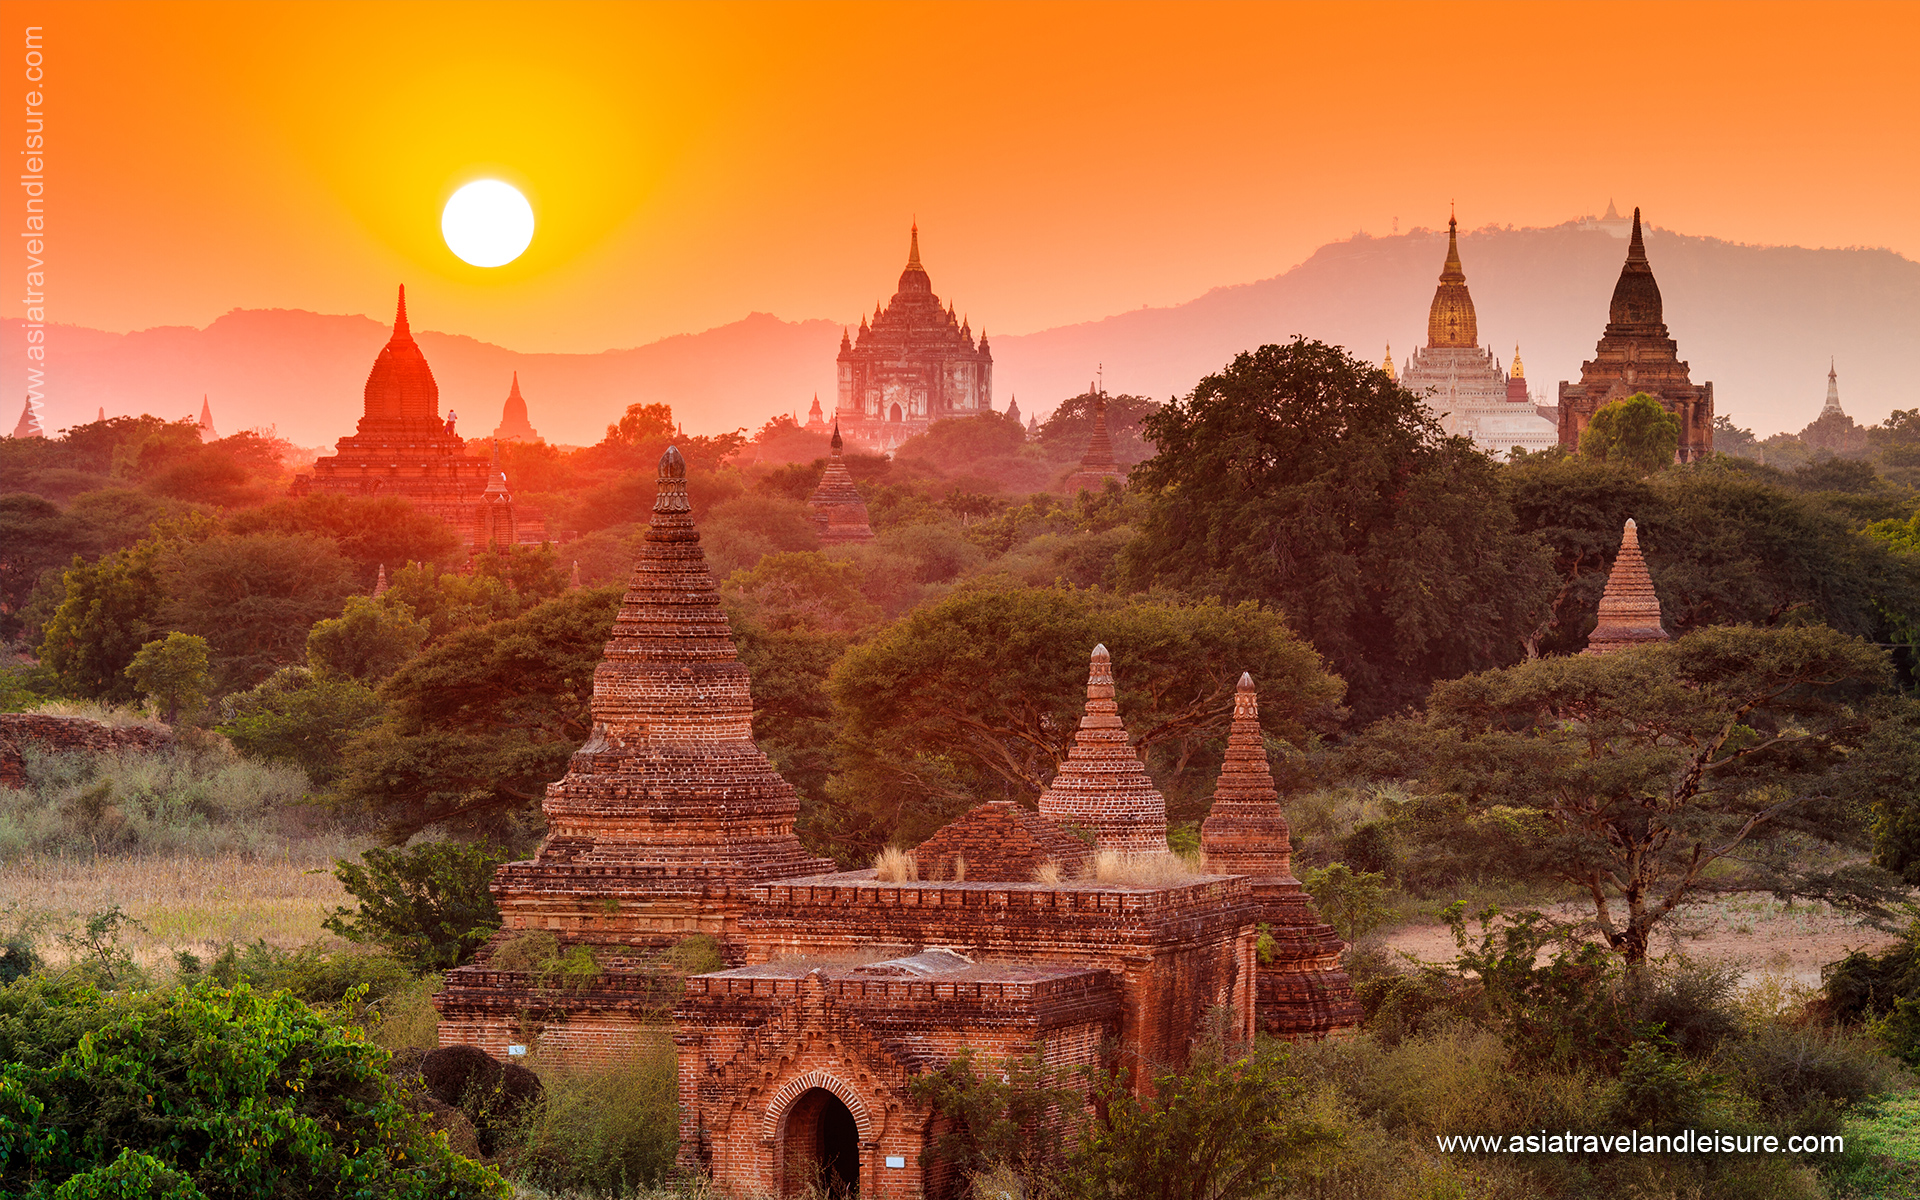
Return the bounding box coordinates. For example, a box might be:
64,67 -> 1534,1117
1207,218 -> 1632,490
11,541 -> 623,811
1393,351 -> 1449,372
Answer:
322,842 -> 506,971
217,666 -> 383,784
497,1043 -> 680,1194
0,976 -> 506,1198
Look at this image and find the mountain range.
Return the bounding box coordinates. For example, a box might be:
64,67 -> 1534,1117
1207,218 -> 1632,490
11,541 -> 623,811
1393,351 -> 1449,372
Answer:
6,220 -> 1917,448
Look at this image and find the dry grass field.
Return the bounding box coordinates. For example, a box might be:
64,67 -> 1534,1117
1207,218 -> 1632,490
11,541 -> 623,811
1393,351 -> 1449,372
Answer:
1,846 -> 366,972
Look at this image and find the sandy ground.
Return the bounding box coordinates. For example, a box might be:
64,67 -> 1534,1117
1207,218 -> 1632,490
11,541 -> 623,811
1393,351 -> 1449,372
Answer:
1382,894 -> 1903,990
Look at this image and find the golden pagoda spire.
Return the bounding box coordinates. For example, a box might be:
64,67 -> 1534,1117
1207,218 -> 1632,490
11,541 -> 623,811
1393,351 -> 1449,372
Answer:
1426,210 -> 1478,347
907,220 -> 922,268
1383,343 -> 1397,381
1510,344 -> 1525,380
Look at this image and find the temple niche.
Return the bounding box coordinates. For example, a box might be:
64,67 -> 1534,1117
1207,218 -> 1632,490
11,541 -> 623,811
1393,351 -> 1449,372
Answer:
434,447 -> 1361,1200
1396,214 -> 1557,460
291,286 -> 522,548
1557,209 -> 1715,462
835,224 -> 993,453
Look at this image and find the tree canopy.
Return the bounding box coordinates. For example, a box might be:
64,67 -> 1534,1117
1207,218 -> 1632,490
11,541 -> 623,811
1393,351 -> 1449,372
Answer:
1383,623 -> 1901,963
1120,338 -> 1552,721
1579,392 -> 1681,473
331,586 -> 621,845
826,582 -> 1342,851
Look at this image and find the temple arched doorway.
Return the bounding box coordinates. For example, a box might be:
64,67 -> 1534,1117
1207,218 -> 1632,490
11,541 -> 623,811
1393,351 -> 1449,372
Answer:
781,1086 -> 861,1197
889,403 -> 903,423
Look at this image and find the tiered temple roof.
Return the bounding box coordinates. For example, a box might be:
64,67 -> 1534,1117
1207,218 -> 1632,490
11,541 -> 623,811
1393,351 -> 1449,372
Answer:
532,446 -> 838,878
1199,674 -> 1295,880
1557,209 -> 1715,461
806,422 -> 875,544
292,286 -> 514,546
1037,645 -> 1169,855
1584,517 -> 1669,655
834,225 -> 993,452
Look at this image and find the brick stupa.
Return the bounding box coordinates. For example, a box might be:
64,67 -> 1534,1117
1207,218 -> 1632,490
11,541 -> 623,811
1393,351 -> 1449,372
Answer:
10,396 -> 42,439
1038,644 -> 1169,854
1584,517 -> 1668,655
1063,392 -> 1127,493
1200,673 -> 1363,1039
806,421 -> 875,544
436,447 -> 834,1055
290,286 -> 513,547
492,372 -> 542,443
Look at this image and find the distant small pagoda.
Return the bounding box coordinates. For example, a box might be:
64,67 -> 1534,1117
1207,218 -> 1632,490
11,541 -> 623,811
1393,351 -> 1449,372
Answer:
493,372 -> 542,443
1584,517 -> 1668,655
805,421 -> 875,544
10,396 -> 43,439
1063,391 -> 1126,494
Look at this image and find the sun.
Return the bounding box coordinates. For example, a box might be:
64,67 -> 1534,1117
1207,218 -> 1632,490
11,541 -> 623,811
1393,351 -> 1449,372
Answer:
441,180 -> 535,267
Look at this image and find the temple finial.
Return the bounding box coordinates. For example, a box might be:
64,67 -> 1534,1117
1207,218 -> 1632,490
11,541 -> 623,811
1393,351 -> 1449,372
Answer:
1629,207 -> 1646,259
830,418 -> 843,452
907,221 -> 922,268
394,285 -> 410,338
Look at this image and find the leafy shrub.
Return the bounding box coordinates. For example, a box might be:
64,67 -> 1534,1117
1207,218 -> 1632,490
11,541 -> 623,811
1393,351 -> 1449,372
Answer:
1302,862 -> 1392,943
1718,1023 -> 1906,1124
217,665 -> 383,784
0,977 -> 506,1198
174,938 -> 415,1006
498,1043 -> 679,1195
908,1049 -> 1079,1193
323,842 -> 506,971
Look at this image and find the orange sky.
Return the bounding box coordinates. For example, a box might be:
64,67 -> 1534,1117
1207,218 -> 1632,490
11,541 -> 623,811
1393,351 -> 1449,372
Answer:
22,1 -> 1920,361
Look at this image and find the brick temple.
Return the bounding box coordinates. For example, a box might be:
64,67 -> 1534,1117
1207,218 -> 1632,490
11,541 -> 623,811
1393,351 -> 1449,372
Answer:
291,286 -> 521,547
834,225 -> 994,452
805,421 -> 875,544
1557,209 -> 1715,461
434,448 -> 1359,1198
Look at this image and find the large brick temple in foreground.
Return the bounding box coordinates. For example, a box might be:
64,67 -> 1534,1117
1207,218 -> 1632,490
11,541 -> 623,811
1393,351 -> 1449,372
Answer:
434,448 -> 1360,1199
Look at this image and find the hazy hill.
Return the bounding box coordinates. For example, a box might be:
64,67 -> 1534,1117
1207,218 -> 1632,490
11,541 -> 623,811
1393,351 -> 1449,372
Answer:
5,222 -> 1916,447
992,222 -> 1920,439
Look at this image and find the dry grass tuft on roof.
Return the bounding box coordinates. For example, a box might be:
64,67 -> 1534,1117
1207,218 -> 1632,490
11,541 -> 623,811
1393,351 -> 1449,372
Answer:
871,845 -> 919,883
1086,849 -> 1209,887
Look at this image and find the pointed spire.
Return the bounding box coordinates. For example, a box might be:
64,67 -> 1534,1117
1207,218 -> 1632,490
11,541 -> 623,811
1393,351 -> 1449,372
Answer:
373,563 -> 388,597
1199,673 -> 1297,881
1442,211 -> 1464,282
394,284 -> 411,339
1038,645 -> 1171,855
1382,343 -> 1397,382
907,220 -> 922,268
808,420 -> 873,543
11,395 -> 43,439
1607,207 -> 1664,329
1510,344 -> 1525,380
1824,359 -> 1844,416
1584,518 -> 1668,655
1081,391 -> 1117,471
198,396 -> 217,441
97,407 -> 105,422
1426,211 -> 1477,347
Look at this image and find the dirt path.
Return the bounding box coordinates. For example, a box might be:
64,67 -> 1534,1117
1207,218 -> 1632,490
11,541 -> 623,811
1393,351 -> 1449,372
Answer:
1381,895 -> 1902,990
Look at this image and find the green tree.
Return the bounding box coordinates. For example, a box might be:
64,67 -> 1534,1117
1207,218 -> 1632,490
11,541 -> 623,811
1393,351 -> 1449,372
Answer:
322,842 -> 507,971
1579,392 -> 1681,473
229,493 -> 463,581
38,544 -> 169,703
895,410 -> 1029,471
217,667 -> 384,784
159,533 -> 359,692
332,586 -> 620,843
306,596 -> 428,682
1120,338 -> 1551,721
0,976 -> 507,1198
1062,1032 -> 1337,1200
827,583 -> 1342,851
1389,624 -> 1901,964
0,493 -> 80,643
380,548 -> 569,643
123,632 -> 210,724
909,1049 -> 1081,1193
